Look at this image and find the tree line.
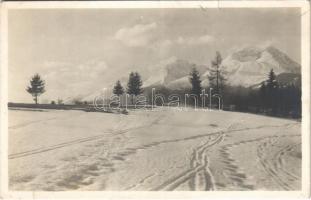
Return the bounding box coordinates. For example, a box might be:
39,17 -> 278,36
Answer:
146,51 -> 301,118
112,72 -> 143,104
179,52 -> 301,118
25,51 -> 301,118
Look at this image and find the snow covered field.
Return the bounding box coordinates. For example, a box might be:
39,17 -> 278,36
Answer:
8,108 -> 301,191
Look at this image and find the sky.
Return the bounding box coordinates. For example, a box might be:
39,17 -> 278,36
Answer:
8,8 -> 301,103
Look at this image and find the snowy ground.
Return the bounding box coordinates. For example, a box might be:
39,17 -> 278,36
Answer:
8,108 -> 301,191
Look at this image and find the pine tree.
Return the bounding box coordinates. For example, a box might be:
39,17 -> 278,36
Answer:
265,69 -> 279,115
259,82 -> 267,110
267,69 -> 278,90
127,72 -> 143,104
208,51 -> 226,95
26,74 -> 45,104
113,80 -> 124,96
189,66 -> 202,96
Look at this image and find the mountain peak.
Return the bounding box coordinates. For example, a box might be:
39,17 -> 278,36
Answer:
231,46 -> 262,62
264,45 -> 277,51
143,58 -> 208,88
264,45 -> 300,73
222,45 -> 300,87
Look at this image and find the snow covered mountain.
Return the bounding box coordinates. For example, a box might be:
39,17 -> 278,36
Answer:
221,46 -> 300,87
69,46 -> 300,102
144,59 -> 207,89
145,46 -> 300,89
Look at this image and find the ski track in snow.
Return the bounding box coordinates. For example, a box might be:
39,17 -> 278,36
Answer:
152,133 -> 223,191
9,113 -> 166,159
9,126 -> 145,159
9,110 -> 301,191
257,137 -> 301,190
9,121 -> 294,160
217,134 -> 300,190
150,125 -> 300,191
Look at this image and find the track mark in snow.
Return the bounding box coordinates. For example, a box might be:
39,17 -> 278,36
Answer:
9,122 -> 295,160
54,162 -> 113,190
257,136 -> 301,190
112,124 -> 298,163
9,113 -> 166,160
218,145 -> 255,190
149,124 -> 299,191
125,173 -> 157,190
152,133 -> 223,191
216,134 -> 300,191
275,143 -> 301,181
9,124 -> 154,159
9,134 -> 107,159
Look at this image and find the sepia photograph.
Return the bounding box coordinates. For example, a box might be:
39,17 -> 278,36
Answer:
0,1 -> 310,198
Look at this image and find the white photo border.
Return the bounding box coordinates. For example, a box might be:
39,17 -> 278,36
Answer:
0,1 -> 310,199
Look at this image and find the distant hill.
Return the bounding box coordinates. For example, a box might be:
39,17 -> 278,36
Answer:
276,73 -> 301,87
144,45 -> 300,90
143,58 -> 207,89
222,46 -> 300,87
250,72 -> 301,89
75,45 -> 301,102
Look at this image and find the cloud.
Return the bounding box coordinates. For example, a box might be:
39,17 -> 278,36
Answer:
43,60 -> 108,81
258,40 -> 276,49
114,22 -> 158,47
227,40 -> 277,55
176,34 -> 215,45
40,60 -> 109,101
114,22 -> 214,50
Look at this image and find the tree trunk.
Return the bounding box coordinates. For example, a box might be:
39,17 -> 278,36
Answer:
119,95 -> 122,108
216,65 -> 219,94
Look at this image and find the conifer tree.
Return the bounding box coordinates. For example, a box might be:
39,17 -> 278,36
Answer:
113,80 -> 124,96
189,66 -> 202,96
127,72 -> 143,104
259,82 -> 267,110
267,69 -> 279,114
208,51 -> 226,95
26,74 -> 45,104
267,69 -> 278,90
